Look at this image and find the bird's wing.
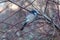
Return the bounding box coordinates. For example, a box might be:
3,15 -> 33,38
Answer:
26,14 -> 35,23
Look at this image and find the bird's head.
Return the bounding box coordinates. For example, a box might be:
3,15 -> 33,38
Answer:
30,9 -> 38,15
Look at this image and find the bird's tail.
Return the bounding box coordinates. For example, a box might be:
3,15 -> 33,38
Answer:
20,21 -> 27,31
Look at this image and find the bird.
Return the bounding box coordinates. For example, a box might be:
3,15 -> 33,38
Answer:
20,9 -> 38,31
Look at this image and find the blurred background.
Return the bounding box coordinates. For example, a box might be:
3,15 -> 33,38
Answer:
0,0 -> 60,40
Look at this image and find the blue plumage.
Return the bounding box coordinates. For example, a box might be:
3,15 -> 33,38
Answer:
30,9 -> 38,15
20,9 -> 38,31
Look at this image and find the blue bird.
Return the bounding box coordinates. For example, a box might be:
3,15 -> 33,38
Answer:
20,9 -> 38,30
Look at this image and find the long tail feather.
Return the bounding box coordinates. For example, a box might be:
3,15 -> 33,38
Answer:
20,22 -> 27,31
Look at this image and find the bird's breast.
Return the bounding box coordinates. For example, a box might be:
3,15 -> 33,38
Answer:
26,14 -> 35,23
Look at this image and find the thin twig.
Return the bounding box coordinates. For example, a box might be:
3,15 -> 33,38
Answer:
8,0 -> 31,12
0,1 -> 8,3
2,9 -> 21,22
49,0 -> 60,5
24,0 -> 36,8
32,2 -> 52,22
11,0 -> 36,26
0,0 -> 36,28
32,0 -> 60,31
1,0 -> 35,22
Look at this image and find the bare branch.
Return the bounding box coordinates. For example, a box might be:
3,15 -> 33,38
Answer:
0,0 -> 8,3
8,0 -> 31,12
